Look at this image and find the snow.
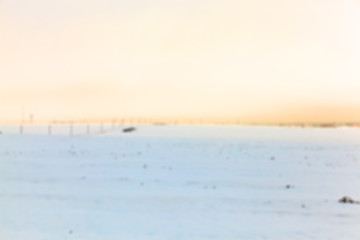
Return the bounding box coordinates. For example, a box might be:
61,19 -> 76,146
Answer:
1,125 -> 360,240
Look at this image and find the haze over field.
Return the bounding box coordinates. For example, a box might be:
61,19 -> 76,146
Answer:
1,0 -> 360,123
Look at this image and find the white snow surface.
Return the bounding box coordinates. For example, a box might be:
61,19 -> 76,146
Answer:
1,125 -> 360,240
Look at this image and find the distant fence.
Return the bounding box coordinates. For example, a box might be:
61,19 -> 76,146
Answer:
0,123 -> 123,136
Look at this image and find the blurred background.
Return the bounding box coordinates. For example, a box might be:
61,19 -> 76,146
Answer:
1,0 -> 360,124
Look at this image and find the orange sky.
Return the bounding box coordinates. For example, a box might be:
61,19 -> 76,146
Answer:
1,0 -> 360,123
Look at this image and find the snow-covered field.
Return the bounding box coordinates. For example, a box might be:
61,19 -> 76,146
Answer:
1,125 -> 360,240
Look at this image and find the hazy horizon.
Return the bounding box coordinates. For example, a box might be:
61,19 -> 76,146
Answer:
1,0 -> 360,123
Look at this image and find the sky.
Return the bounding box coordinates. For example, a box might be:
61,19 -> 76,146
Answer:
1,0 -> 360,123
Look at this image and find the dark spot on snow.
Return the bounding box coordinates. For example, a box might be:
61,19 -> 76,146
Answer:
68,230 -> 73,234
285,184 -> 293,189
270,156 -> 275,161
301,204 -> 306,208
143,164 -> 147,169
338,196 -> 360,204
123,127 -> 136,133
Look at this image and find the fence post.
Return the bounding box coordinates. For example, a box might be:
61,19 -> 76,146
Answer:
48,125 -> 52,136
70,123 -> 73,136
19,125 -> 23,135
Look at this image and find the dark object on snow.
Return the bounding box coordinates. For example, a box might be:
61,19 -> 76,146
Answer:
338,196 -> 360,204
123,127 -> 136,133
